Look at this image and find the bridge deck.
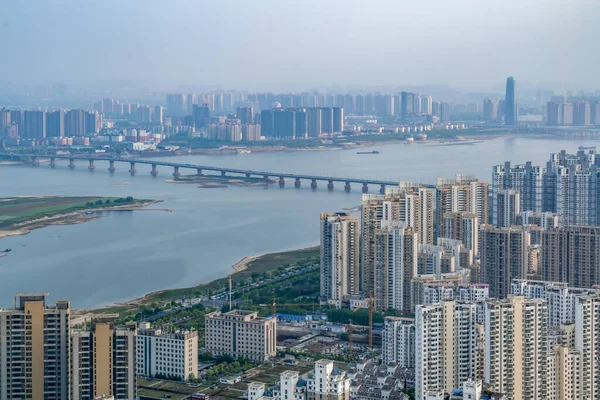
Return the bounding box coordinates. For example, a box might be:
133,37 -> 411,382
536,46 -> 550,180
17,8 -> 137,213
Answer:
2,153 -> 435,188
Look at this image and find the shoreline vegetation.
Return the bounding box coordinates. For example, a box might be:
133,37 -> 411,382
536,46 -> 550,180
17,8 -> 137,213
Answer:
0,196 -> 161,240
81,246 -> 320,318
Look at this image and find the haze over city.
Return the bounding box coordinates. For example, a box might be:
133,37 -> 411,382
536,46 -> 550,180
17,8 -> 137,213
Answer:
2,0 -> 600,91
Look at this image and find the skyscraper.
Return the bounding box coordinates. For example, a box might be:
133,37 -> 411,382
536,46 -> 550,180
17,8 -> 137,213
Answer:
307,107 -> 322,137
153,105 -> 164,124
65,109 -> 86,136
0,294 -> 70,400
320,212 -> 360,303
0,108 -> 10,136
321,107 -> 333,134
193,104 -> 210,129
505,76 -> 517,125
401,91 -> 415,121
237,106 -> 254,125
415,300 -> 477,399
479,225 -> 529,299
71,316 -> 137,400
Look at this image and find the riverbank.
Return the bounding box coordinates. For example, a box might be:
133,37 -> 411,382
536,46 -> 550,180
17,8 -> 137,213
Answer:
82,246 -> 319,317
0,196 -> 160,240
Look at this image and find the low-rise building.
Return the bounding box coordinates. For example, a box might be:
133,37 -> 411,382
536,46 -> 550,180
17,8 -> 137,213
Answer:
136,322 -> 198,381
205,310 -> 277,361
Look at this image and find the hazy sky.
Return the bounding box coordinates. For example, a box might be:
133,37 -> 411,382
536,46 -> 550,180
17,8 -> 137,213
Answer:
1,0 -> 599,91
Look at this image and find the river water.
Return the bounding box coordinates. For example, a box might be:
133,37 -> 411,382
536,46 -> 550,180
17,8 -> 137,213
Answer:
0,136 -> 597,308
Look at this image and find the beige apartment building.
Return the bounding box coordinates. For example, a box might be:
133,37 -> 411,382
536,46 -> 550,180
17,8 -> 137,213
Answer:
484,296 -> 548,400
0,293 -> 70,400
436,175 -> 489,229
205,310 -> 276,362
71,316 -> 137,400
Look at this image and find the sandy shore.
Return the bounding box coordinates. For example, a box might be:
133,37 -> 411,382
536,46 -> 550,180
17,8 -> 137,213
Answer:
231,253 -> 266,272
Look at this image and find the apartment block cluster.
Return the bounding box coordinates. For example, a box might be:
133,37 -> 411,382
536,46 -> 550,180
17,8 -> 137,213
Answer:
381,280 -> 600,400
0,107 -> 101,144
0,293 -> 198,400
546,96 -> 600,126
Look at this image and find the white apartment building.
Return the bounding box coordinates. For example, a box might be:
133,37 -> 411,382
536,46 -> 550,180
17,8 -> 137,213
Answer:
484,296 -> 548,400
307,359 -> 350,400
415,301 -> 477,399
320,212 -> 360,303
205,310 -> 276,362
511,279 -> 598,326
382,317 -> 415,367
136,322 -> 198,381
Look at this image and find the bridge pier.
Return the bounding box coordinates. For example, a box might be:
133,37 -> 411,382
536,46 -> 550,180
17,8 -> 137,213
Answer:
196,168 -> 202,176
173,166 -> 181,178
69,158 -> 75,169
246,173 -> 251,178
327,180 -> 334,191
295,178 -> 301,188
221,170 -> 226,177
362,183 -> 369,193
108,160 -> 116,173
31,156 -> 39,166
380,184 -> 386,194
50,157 -> 56,168
88,160 -> 95,171
279,177 -> 285,188
151,164 -> 158,176
345,182 -> 351,192
311,179 -> 317,190
129,162 -> 136,175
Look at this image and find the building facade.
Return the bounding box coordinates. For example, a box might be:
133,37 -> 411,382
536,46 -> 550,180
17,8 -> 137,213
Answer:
205,310 -> 276,361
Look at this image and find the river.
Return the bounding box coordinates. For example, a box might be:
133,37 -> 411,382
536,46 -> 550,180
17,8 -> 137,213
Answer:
0,136 -> 597,308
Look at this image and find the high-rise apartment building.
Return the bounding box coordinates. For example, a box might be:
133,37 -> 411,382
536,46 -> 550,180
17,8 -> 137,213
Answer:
136,322 -> 198,381
496,189 -> 520,227
22,110 -> 46,139
483,98 -> 498,121
65,109 -> 86,136
484,296 -> 548,400
332,107 -> 344,133
237,106 -> 254,125
205,310 -> 276,362
542,226 -> 600,289
47,110 -> 65,137
0,294 -> 70,400
511,279 -> 599,327
153,105 -> 164,124
415,301 -> 477,399
71,316 -> 137,400
166,94 -> 186,117
320,212 -> 360,303
136,106 -> 151,123
554,345 -> 582,400
504,77 -> 517,125
574,294 -> 600,399
193,104 -> 210,129
401,92 -> 415,121
479,225 -> 529,299
492,161 -> 544,223
436,176 -> 489,230
1,107 -> 11,135
382,317 -> 415,367
373,221 -> 417,312
441,212 -> 479,255
573,101 -> 591,126
439,102 -> 451,123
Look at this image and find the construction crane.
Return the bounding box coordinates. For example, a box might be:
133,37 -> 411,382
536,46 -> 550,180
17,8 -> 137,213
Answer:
349,293 -> 374,355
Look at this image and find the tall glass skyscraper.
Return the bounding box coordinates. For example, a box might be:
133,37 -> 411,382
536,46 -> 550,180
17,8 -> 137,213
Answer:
505,77 -> 517,125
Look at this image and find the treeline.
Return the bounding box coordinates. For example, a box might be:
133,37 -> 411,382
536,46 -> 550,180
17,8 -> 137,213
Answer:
85,196 -> 134,207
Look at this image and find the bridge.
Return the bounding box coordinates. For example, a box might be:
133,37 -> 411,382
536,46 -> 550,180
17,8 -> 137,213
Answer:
1,153 -> 434,193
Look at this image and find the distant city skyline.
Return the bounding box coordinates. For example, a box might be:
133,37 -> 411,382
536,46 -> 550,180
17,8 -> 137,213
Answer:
1,0 -> 599,91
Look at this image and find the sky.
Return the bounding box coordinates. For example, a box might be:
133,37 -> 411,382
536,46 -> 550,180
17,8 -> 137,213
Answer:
1,0 -> 599,92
